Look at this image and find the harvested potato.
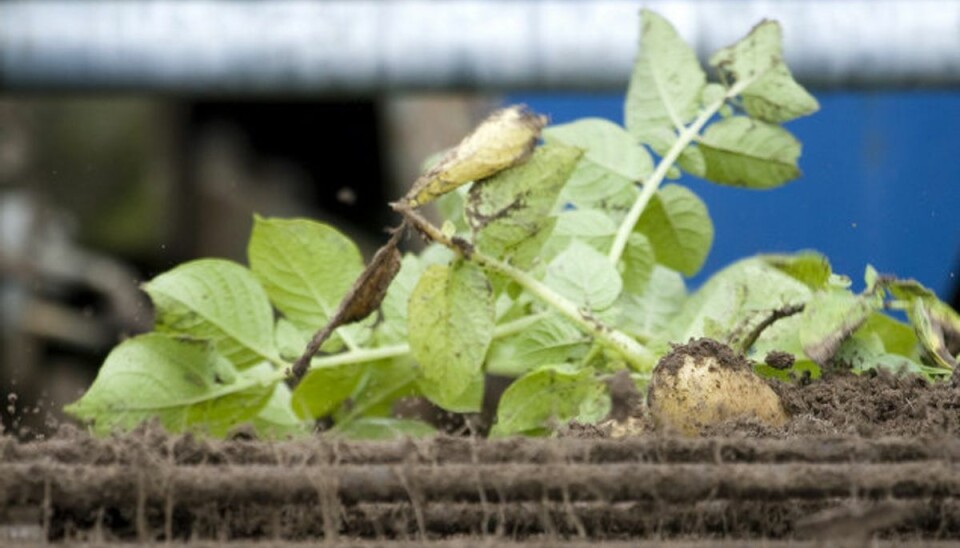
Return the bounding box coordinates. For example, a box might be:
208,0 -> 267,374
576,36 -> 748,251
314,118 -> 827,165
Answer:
647,338 -> 788,435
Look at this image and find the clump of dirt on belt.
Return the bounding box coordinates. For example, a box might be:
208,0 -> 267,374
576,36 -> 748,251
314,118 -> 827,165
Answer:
773,369 -> 960,437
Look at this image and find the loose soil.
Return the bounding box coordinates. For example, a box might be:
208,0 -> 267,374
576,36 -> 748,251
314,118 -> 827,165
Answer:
5,364 -> 960,546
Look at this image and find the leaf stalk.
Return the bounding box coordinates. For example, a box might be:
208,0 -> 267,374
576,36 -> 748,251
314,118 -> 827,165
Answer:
608,78 -> 753,264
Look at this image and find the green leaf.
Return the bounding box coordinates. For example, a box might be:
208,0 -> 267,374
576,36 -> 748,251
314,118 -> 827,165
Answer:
698,116 -> 802,189
544,119 -> 649,211
408,261 -> 495,403
491,365 -> 610,436
341,359 -> 420,420
144,259 -> 279,369
250,379 -> 308,438
858,312 -> 919,358
635,185 -> 713,276
544,118 -> 654,181
673,258 -> 811,346
885,278 -> 939,302
709,20 -> 819,123
760,252 -> 833,290
799,291 -> 878,366
334,418 -> 436,440
625,10 -> 706,141
701,83 -> 726,108
609,265 -> 686,344
373,253 -> 427,345
417,369 -> 484,413
638,127 -> 707,178
248,216 -> 363,329
542,209 -> 618,258
545,240 -> 623,310
621,232 -> 656,295
275,318 -> 309,361
290,362 -> 364,419
556,161 -> 638,212
835,332 -> 925,376
485,316 -> 592,377
466,144 -> 582,268
65,334 -> 274,437
273,318 -> 354,361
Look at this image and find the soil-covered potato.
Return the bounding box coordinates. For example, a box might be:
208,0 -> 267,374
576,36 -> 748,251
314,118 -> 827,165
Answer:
647,338 -> 788,434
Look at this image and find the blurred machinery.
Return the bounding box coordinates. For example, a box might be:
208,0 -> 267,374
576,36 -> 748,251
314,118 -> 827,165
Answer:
0,104 -> 150,434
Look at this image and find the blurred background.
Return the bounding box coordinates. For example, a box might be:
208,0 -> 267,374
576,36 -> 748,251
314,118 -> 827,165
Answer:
1,0 -> 959,435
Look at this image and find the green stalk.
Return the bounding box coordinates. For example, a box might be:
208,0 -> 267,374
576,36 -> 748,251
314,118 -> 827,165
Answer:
395,205 -> 655,371
272,311 -> 552,384
608,79 -> 753,264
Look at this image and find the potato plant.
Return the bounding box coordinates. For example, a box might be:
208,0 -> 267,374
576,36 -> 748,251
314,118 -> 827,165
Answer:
67,11 -> 960,439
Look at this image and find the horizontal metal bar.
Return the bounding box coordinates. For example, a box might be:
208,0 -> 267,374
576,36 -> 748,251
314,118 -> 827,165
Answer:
1,1 -> 959,94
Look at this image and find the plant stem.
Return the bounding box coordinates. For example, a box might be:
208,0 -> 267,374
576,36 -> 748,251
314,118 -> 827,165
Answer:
608,79 -> 752,264
274,311 -> 553,385
394,204 -> 655,371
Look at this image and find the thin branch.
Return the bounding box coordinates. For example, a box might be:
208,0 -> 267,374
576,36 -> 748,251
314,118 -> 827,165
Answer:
288,224 -> 406,387
737,303 -> 806,354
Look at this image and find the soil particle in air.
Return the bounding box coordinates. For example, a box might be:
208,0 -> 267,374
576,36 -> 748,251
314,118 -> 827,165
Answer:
765,350 -> 796,370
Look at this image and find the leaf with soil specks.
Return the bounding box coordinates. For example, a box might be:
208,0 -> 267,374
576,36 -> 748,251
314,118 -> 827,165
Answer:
492,365 -> 610,436
799,291 -> 878,366
545,240 -> 623,311
408,261 -> 495,406
65,334 -> 274,437
467,144 -> 581,268
541,209 -> 618,259
697,117 -> 802,188
635,185 -> 713,277
546,119 -> 653,181
709,20 -> 819,123
404,106 -> 547,207
145,259 -> 280,369
544,118 -> 652,210
625,10 -> 706,144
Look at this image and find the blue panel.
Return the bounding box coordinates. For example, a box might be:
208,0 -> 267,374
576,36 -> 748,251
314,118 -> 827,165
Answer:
506,92 -> 960,298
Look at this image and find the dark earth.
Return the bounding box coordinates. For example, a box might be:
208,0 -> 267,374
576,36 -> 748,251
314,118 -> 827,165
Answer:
5,341 -> 960,546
